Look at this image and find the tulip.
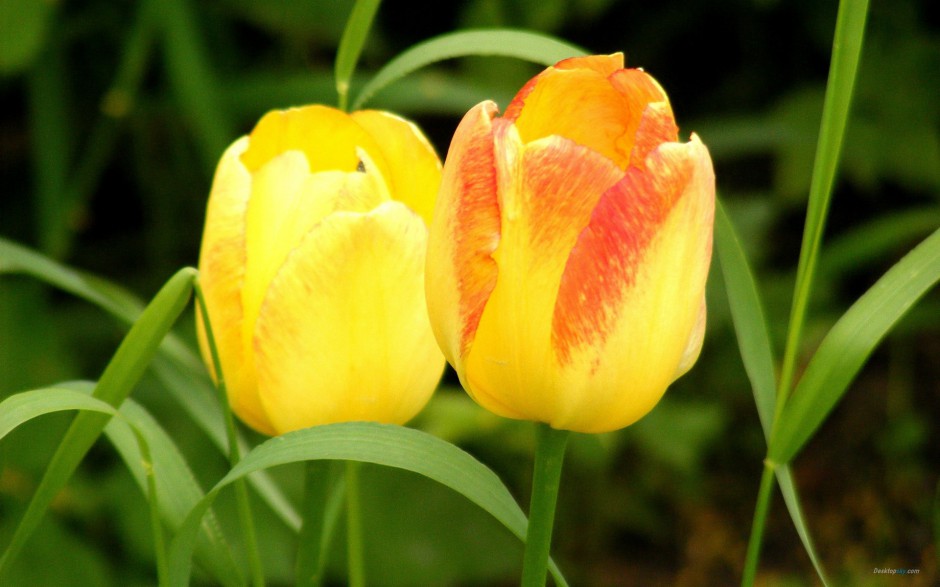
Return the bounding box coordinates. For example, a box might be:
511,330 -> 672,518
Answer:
197,105 -> 445,435
426,54 -> 715,434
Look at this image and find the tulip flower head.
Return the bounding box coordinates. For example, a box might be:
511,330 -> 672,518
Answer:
426,54 -> 715,433
197,105 -> 445,436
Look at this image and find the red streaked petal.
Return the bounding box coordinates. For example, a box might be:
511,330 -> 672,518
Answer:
426,101 -> 501,369
552,138 -> 706,364
550,136 -> 715,432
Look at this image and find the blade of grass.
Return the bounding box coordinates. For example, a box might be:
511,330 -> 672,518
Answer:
776,0 -> 870,413
0,385 -> 243,586
168,423 -> 569,587
716,200 -> 829,585
351,29 -> 587,110
744,2 -> 870,583
0,237 -> 302,532
0,267 -> 195,578
334,0 -> 382,111
193,279 -> 265,587
771,227 -> 940,464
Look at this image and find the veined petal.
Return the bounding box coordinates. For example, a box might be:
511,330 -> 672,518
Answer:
351,110 -> 442,226
254,202 -> 445,434
460,125 -> 624,423
551,136 -> 715,432
426,101 -> 501,374
196,137 -> 276,435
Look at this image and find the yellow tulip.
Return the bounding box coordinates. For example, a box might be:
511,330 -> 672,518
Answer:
197,105 -> 445,435
426,54 -> 715,433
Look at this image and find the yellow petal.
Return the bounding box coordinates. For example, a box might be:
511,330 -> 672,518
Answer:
253,201 -> 445,434
550,135 -> 715,432
459,124 -> 624,423
196,137 -> 277,435
425,101 -> 501,378
351,110 -> 442,226
240,105 -> 382,174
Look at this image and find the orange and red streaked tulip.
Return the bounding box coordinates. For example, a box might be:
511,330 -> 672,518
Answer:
426,54 -> 715,434
197,105 -> 445,436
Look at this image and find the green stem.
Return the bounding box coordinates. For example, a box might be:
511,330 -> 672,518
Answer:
345,461 -> 366,587
193,279 -> 265,587
521,423 -> 570,587
741,461 -> 777,587
296,461 -> 339,587
139,434 -> 170,587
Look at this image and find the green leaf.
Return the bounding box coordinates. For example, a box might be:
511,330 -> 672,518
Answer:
352,29 -> 587,110
0,385 -> 243,586
169,423 -> 568,587
771,227 -> 940,464
777,0 -> 870,406
0,268 -> 195,578
715,200 -> 777,435
0,387 -> 117,441
103,393 -> 244,587
334,0 -> 382,110
715,200 -> 829,585
0,237 -> 302,532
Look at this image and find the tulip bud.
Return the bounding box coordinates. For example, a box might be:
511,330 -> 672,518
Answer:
426,54 -> 715,433
197,105 -> 445,435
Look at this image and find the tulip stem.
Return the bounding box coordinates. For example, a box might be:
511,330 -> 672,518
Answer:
296,460 -> 341,587
345,460 -> 366,587
741,460 -> 777,587
521,423 -> 570,587
193,279 -> 266,587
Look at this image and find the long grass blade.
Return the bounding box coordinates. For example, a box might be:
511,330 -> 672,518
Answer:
715,200 -> 829,585
0,237 -> 302,532
776,0 -> 871,410
334,0 -> 382,111
771,227 -> 940,464
168,423 -> 569,587
0,268 -> 195,578
351,29 -> 587,110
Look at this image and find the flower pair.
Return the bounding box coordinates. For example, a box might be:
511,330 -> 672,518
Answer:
197,54 -> 715,436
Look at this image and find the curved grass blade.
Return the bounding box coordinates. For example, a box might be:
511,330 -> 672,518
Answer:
0,237 -> 302,531
334,0 -> 382,111
0,267 -> 195,578
169,423 -> 569,587
770,227 -> 940,464
0,386 -> 243,586
715,200 -> 829,585
351,29 -> 587,110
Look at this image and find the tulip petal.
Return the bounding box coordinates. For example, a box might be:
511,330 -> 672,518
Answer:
196,138 -> 277,434
239,105 -> 385,175
550,135 -> 715,432
351,110 -> 442,226
504,53 -> 625,122
426,101 -> 501,375
510,67 -> 636,168
254,202 -> 444,434
460,127 -> 624,423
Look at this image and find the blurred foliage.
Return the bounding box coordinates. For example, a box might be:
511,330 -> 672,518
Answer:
1,0 -> 938,585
